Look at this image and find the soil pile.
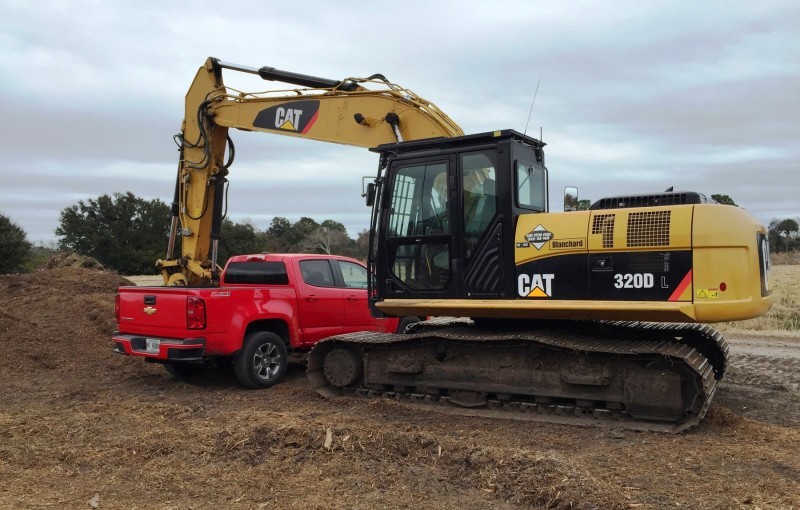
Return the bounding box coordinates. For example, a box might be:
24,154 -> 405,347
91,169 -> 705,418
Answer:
0,266 -> 130,374
40,250 -> 105,270
0,266 -> 798,509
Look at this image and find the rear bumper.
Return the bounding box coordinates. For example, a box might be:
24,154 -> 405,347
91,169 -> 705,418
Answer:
112,333 -> 206,363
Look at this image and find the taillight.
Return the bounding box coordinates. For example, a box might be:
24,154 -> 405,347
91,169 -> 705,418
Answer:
187,296 -> 206,329
115,294 -> 120,323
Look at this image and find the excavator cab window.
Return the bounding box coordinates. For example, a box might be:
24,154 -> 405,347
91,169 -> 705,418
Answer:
386,163 -> 449,236
462,152 -> 497,262
374,132 -> 553,301
516,160 -> 547,211
385,162 -> 451,291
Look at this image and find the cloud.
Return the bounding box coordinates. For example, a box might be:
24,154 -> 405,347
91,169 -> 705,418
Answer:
1,0 -> 798,246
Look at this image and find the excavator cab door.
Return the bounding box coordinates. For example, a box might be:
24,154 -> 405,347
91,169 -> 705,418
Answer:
380,155 -> 461,298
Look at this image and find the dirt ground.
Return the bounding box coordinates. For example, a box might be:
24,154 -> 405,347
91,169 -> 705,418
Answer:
0,267 -> 798,509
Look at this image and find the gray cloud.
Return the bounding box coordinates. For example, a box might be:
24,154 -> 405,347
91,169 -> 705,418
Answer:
1,0 -> 798,245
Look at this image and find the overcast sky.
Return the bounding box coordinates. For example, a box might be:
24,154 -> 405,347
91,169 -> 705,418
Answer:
1,1 -> 798,244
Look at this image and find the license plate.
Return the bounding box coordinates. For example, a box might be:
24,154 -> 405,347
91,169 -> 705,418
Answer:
145,338 -> 161,353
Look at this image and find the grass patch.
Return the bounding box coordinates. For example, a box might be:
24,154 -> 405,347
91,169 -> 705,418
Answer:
719,264 -> 800,335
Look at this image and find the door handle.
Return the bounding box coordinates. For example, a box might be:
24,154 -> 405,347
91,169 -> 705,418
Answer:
306,295 -> 318,302
347,295 -> 358,302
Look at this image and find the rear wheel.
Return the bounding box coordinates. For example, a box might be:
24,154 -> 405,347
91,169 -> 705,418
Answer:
234,332 -> 288,388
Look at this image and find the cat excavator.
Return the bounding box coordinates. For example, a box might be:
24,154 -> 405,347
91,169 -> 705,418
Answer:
160,57 -> 773,432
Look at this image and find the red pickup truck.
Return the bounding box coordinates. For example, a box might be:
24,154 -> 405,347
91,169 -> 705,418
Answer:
113,253 -> 420,388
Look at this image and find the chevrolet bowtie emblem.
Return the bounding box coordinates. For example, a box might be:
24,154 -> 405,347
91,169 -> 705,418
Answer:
144,306 -> 157,315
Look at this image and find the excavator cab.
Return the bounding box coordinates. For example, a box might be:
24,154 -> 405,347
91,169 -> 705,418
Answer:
369,130 -> 546,303
367,130 -> 771,325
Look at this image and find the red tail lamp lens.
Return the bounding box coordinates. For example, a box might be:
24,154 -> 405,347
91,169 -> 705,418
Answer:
187,296 -> 206,329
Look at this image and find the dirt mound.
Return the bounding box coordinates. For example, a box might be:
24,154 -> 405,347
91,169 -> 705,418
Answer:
40,250 -> 105,270
0,266 -> 132,374
0,267 -> 798,509
2,264 -> 131,295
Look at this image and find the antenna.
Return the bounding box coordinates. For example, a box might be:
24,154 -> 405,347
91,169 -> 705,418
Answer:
523,78 -> 541,137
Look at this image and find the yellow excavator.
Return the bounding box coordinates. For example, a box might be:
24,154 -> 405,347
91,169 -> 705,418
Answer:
160,57 -> 772,432
157,57 -> 462,286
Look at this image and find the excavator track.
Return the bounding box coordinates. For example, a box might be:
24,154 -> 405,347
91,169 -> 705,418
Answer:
308,319 -> 728,433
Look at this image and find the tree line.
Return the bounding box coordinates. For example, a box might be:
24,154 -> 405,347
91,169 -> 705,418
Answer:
1,191 -> 799,275
2,192 -> 370,275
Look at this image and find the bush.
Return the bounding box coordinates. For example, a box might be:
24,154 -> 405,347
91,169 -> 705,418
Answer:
0,214 -> 32,274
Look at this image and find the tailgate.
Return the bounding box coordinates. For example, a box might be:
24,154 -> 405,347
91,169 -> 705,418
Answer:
117,286 -> 191,338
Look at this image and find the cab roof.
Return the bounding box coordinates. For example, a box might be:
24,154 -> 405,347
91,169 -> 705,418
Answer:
371,129 -> 545,155
226,253 -> 362,264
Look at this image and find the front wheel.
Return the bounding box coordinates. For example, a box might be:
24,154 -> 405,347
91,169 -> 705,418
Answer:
234,332 -> 289,389
396,316 -> 421,334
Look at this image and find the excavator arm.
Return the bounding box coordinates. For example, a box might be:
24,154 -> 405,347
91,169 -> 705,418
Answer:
157,57 -> 463,286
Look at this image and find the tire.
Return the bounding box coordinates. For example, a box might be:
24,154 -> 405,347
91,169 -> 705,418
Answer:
163,362 -> 204,379
396,316 -> 421,334
233,331 -> 289,389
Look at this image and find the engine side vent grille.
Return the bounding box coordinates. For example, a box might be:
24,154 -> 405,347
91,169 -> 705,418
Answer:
592,214 -> 616,248
627,211 -> 671,247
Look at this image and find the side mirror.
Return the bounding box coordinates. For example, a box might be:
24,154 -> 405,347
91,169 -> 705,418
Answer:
364,182 -> 376,207
564,186 -> 578,211
362,177 -> 377,207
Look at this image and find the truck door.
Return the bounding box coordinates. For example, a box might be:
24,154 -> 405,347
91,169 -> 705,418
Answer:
296,259 -> 346,343
333,259 -> 381,330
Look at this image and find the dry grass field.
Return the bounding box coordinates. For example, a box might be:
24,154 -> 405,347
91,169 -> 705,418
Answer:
0,261 -> 798,509
719,263 -> 800,336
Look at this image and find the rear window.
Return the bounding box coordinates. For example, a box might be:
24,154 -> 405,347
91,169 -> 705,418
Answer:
299,260 -> 336,288
223,261 -> 289,285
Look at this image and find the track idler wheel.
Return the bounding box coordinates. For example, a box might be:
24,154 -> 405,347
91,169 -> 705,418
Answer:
322,347 -> 363,388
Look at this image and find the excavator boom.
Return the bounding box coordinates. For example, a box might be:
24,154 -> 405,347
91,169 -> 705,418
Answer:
158,57 -> 462,286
